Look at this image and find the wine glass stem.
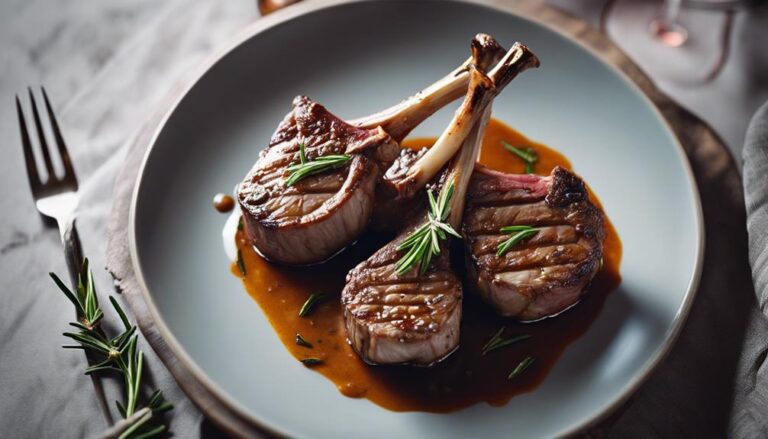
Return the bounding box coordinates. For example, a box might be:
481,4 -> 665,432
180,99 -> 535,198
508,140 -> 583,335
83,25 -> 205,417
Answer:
663,0 -> 682,26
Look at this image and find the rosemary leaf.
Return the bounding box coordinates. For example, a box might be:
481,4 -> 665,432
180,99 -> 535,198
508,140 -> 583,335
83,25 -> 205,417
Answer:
395,182 -> 459,275
132,424 -> 166,439
116,400 -> 127,418
496,226 -> 539,257
286,142 -> 351,186
301,358 -> 323,366
481,327 -> 504,352
299,292 -> 327,317
508,356 -> 535,380
499,225 -> 536,233
298,141 -> 308,165
296,333 -> 314,348
110,296 -> 131,332
482,334 -> 531,355
85,364 -> 121,375
50,272 -> 84,316
236,248 -> 246,276
502,141 -> 538,174
68,321 -> 91,332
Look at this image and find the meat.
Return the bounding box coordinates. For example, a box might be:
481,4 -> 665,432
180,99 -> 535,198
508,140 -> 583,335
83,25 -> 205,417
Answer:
237,34 -> 506,265
342,228 -> 465,365
462,165 -> 605,321
342,45 -> 541,366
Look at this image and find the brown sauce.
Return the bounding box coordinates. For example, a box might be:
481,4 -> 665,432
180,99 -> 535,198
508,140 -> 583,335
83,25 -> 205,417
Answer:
232,118 -> 622,412
213,193 -> 235,213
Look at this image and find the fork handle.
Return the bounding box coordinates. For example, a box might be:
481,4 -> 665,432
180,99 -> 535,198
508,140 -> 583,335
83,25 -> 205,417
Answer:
60,216 -> 84,286
58,215 -> 115,426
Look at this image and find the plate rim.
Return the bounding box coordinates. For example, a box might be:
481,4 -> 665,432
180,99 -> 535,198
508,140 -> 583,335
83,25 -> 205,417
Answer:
127,0 -> 706,436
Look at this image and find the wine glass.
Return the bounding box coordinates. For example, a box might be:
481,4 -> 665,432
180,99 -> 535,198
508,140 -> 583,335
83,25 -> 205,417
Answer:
650,0 -> 689,47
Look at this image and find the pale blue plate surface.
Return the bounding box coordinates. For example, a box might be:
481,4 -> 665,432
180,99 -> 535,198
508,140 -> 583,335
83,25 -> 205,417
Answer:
131,0 -> 703,436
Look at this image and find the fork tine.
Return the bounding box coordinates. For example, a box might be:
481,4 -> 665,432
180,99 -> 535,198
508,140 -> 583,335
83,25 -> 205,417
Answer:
41,87 -> 77,186
16,95 -> 42,193
28,87 -> 57,181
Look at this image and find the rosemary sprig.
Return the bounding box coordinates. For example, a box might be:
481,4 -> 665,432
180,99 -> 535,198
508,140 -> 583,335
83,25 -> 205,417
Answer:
285,142 -> 351,186
481,327 -> 531,355
301,358 -> 323,366
51,259 -> 103,329
502,141 -> 538,174
496,225 -> 540,257
295,333 -> 314,348
51,259 -> 172,438
299,292 -> 327,317
395,182 -> 461,275
508,356 -> 535,380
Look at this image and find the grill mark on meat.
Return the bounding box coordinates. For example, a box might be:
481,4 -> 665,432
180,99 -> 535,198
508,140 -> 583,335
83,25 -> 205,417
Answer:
492,262 -> 595,289
470,225 -> 578,255
477,242 -> 591,271
352,268 -> 455,285
259,172 -> 346,195
263,193 -> 335,218
470,196 -> 552,208
464,202 -> 567,233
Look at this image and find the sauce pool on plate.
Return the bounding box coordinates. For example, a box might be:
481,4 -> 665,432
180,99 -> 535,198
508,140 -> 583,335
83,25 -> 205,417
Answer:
230,118 -> 622,412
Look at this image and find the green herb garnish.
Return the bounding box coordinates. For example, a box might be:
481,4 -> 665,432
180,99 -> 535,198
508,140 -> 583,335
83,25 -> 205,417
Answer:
52,259 -> 173,438
508,356 -> 535,380
481,327 -> 531,355
299,292 -> 327,317
301,358 -> 323,366
296,333 -> 314,348
496,225 -> 539,257
285,142 -> 351,186
236,248 -> 246,276
395,182 -> 461,275
502,141 -> 538,174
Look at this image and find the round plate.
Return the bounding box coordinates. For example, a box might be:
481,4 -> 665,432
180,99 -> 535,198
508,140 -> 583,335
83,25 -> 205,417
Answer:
130,0 -> 703,437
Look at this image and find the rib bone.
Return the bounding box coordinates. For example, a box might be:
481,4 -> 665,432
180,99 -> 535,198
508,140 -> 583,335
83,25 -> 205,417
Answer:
384,43 -> 540,200
370,43 -> 540,231
350,33 -> 504,141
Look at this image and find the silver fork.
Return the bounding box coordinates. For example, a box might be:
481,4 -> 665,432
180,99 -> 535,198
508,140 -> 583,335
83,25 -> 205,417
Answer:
16,87 -> 83,286
16,87 -> 114,426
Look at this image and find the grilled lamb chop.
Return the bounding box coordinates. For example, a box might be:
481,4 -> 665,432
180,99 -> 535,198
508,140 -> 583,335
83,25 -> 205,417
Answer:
462,165 -> 605,321
342,46 -> 541,366
237,35 -> 505,265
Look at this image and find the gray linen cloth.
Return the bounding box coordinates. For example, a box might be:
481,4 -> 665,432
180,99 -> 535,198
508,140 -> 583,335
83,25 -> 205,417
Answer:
735,100 -> 768,435
0,1 -> 255,437
1,1 -> 768,438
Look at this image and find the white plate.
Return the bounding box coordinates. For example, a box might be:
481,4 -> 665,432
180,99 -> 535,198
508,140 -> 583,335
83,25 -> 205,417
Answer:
130,0 -> 703,437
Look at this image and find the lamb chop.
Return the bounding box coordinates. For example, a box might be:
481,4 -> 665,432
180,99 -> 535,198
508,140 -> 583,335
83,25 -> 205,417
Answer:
342,46 -> 541,366
237,34 -> 505,265
462,165 -> 605,321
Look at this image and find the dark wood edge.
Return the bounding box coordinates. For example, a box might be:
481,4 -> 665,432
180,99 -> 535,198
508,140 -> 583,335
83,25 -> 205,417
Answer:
106,81 -> 272,438
106,0 -> 731,437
